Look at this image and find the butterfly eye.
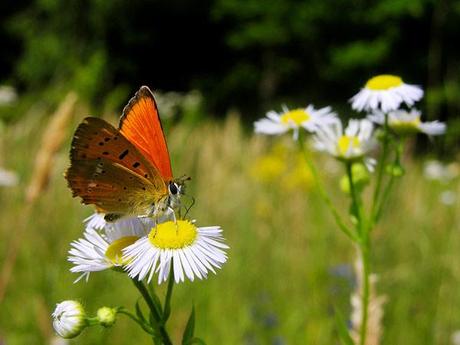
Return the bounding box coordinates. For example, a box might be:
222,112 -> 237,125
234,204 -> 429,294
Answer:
169,182 -> 178,195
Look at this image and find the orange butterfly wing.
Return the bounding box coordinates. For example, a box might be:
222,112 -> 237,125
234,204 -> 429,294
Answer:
66,157 -> 162,215
119,86 -> 173,181
66,117 -> 168,215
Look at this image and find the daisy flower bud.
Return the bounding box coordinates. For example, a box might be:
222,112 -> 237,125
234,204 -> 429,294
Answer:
52,300 -> 87,339
96,307 -> 117,327
339,163 -> 371,194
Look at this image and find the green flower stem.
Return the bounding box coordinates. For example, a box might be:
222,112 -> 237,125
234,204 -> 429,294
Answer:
132,279 -> 173,345
163,266 -> 175,323
148,281 -> 164,317
373,138 -> 404,225
297,133 -> 357,242
118,308 -> 155,335
346,162 -> 370,345
371,113 -> 390,220
358,240 -> 371,345
346,162 -> 366,233
85,317 -> 102,326
374,173 -> 396,224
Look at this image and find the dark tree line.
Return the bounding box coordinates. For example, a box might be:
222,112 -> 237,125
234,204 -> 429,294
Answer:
1,0 -> 459,144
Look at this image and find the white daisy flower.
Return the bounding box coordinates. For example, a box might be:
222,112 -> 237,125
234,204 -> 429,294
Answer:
254,105 -> 337,140
0,167 -> 18,187
52,300 -> 87,339
313,119 -> 376,166
68,217 -> 151,282
440,190 -> 456,206
423,160 -> 459,183
351,75 -> 423,113
123,220 -> 228,284
368,109 -> 446,136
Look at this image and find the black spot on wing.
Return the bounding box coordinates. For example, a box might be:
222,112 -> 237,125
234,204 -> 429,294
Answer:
119,149 -> 129,160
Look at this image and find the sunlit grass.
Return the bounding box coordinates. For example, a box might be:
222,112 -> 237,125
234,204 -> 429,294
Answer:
0,111 -> 459,344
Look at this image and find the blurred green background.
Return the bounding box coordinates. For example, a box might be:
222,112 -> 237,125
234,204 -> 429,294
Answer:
0,1 -> 459,344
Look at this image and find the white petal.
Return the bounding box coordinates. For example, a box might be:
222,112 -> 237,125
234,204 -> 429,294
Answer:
254,119 -> 288,135
420,121 -> 446,136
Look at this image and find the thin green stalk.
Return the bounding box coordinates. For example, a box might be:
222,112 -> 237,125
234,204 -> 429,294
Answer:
373,138 -> 404,225
371,114 -> 390,218
163,265 -> 174,323
358,241 -> 370,345
346,162 -> 365,234
374,174 -> 395,224
85,317 -> 101,326
132,279 -> 173,345
297,134 -> 357,242
346,162 -> 370,345
148,281 -> 164,317
118,309 -> 155,335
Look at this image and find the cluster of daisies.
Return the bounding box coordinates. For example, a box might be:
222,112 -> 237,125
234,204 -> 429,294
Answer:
53,213 -> 228,338
69,213 -> 228,285
255,74 -> 446,164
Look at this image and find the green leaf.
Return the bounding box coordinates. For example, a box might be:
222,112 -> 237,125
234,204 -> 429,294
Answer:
181,305 -> 196,345
334,307 -> 354,345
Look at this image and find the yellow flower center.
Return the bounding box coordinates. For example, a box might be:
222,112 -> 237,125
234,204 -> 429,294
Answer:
280,109 -> 310,125
338,135 -> 360,156
149,220 -> 197,249
365,75 -> 403,90
105,236 -> 139,265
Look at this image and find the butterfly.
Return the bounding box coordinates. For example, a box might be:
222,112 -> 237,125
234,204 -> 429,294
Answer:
65,86 -> 189,222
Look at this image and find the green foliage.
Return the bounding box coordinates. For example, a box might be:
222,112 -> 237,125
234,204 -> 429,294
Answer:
182,306 -> 196,344
7,0 -> 114,101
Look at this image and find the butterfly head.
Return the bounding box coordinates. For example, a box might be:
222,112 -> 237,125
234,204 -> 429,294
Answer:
168,181 -> 182,198
166,175 -> 190,209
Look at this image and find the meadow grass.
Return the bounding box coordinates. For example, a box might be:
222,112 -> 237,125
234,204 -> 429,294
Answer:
0,110 -> 459,344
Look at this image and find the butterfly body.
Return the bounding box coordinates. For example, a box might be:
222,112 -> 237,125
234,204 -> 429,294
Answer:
66,86 -> 187,221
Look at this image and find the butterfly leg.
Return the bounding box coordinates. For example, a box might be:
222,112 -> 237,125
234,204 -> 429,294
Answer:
167,206 -> 179,233
151,215 -> 161,238
168,207 -> 177,223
